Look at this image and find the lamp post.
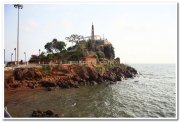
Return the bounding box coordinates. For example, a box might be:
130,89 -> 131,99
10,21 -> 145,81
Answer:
39,49 -> 41,55
14,4 -> 23,66
24,52 -> 26,65
39,49 -> 41,64
14,48 -> 16,64
11,53 -> 13,66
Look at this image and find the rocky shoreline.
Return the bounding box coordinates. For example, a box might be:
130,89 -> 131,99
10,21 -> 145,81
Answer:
5,64 -> 138,91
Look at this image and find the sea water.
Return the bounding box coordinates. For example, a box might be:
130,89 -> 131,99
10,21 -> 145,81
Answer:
5,64 -> 176,118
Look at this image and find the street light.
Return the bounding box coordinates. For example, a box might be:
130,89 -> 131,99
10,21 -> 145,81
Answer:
14,4 -> 23,66
39,49 -> 41,64
14,48 -> 16,64
11,53 -> 13,65
24,52 -> 26,65
39,49 -> 41,55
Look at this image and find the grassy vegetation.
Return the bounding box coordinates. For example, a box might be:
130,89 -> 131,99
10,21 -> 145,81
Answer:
94,64 -> 111,74
94,63 -> 126,73
41,65 -> 52,76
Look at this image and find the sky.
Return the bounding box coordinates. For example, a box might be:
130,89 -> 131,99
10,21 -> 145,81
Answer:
4,2 -> 177,64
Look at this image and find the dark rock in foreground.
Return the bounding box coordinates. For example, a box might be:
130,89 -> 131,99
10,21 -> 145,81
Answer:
32,110 -> 59,117
5,64 -> 138,90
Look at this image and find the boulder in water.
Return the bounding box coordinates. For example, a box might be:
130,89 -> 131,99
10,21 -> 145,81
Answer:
32,110 -> 59,117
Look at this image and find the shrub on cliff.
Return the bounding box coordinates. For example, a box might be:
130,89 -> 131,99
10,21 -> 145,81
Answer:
94,64 -> 106,74
96,50 -> 105,59
41,65 -> 52,76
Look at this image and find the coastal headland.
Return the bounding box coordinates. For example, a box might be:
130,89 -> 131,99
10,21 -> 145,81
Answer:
4,24 -> 138,117
5,63 -> 137,91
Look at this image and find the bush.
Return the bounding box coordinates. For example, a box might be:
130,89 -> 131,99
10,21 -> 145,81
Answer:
96,50 -> 105,59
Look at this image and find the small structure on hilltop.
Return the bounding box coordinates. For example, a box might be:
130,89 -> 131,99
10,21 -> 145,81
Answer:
84,23 -> 106,42
91,23 -> 95,41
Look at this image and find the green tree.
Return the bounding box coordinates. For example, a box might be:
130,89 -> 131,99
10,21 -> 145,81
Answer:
86,39 -> 96,51
44,39 -> 66,53
44,39 -> 67,64
38,52 -> 48,63
78,43 -> 86,53
65,34 -> 84,45
29,55 -> 38,63
39,52 -> 46,59
54,41 -> 66,52
45,42 -> 53,53
47,54 -> 54,60
70,50 -> 84,61
76,43 -> 87,62
86,40 -> 92,51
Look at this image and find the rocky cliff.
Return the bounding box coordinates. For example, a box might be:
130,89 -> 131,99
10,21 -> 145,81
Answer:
5,64 -> 137,90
